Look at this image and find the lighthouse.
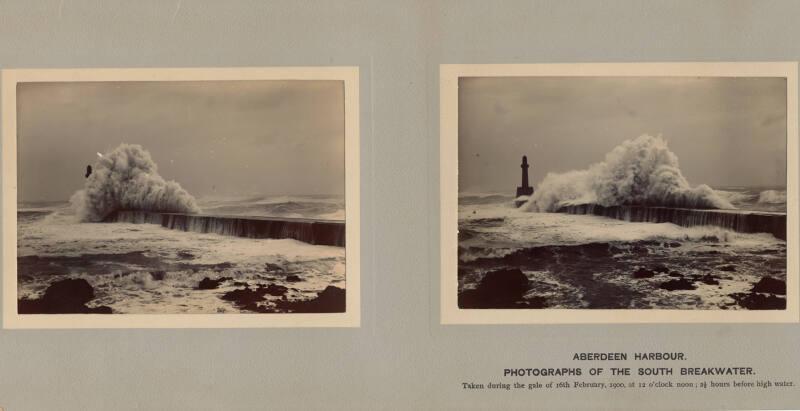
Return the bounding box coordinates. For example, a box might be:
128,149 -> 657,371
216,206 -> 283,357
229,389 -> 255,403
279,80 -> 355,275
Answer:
516,155 -> 534,198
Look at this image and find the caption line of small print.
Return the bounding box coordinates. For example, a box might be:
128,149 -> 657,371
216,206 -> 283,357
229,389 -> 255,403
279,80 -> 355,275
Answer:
462,380 -> 793,391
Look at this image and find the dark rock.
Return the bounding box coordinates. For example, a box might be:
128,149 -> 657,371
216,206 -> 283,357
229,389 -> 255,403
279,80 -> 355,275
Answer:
264,262 -> 285,273
698,274 -> 720,286
198,277 -> 231,290
220,284 -> 290,312
457,289 -> 484,308
732,292 -> 786,310
264,284 -> 288,296
275,286 -> 346,313
458,268 -> 532,308
628,244 -> 651,255
478,268 -> 529,298
198,277 -> 217,289
718,265 -> 736,272
17,278 -> 112,314
521,296 -> 548,308
668,271 -> 683,278
150,270 -> 166,281
751,277 -> 786,295
285,275 -> 303,282
580,243 -> 612,258
177,251 -> 195,259
476,268 -> 529,302
659,278 -> 697,291
667,242 -> 681,248
221,286 -> 267,305
89,306 -> 113,314
651,264 -> 670,273
239,301 -> 273,313
632,267 -> 656,279
45,278 -> 94,304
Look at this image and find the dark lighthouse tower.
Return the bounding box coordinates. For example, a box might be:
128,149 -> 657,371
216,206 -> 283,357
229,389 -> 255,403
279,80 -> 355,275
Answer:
516,155 -> 534,198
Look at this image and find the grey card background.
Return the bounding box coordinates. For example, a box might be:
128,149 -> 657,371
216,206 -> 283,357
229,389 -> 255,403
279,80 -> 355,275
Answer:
0,1 -> 799,410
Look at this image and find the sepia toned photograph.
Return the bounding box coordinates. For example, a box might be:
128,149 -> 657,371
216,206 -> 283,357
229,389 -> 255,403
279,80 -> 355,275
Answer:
2,68 -> 360,328
441,63 -> 798,324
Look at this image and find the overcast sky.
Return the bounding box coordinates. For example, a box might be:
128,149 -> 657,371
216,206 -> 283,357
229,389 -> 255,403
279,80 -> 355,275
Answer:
459,76 -> 787,193
18,80 -> 344,202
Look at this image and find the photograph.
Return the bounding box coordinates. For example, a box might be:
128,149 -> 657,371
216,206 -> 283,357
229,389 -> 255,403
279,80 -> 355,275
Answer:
441,63 -> 798,323
2,68 -> 360,328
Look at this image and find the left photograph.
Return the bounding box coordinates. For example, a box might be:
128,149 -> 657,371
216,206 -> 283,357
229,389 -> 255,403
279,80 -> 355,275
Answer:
2,68 -> 360,328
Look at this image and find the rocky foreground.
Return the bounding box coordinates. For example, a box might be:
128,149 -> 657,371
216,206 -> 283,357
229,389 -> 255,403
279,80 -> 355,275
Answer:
458,267 -> 786,310
19,276 -> 345,314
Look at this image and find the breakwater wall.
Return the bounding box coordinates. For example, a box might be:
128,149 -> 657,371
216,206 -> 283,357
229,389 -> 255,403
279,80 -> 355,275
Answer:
556,204 -> 786,240
104,210 -> 345,246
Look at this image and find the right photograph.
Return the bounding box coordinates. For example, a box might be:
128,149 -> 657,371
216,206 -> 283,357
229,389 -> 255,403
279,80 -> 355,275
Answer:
441,63 -> 799,323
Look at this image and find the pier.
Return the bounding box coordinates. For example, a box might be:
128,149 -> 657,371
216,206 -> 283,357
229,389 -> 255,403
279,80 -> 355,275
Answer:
556,204 -> 786,240
104,210 -> 345,247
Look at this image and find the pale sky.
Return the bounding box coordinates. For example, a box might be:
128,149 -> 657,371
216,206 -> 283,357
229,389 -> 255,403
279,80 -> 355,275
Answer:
18,80 -> 345,202
459,76 -> 787,193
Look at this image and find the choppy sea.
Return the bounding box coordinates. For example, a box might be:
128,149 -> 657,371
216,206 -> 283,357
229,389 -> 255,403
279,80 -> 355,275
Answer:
17,195 -> 345,314
458,187 -> 787,310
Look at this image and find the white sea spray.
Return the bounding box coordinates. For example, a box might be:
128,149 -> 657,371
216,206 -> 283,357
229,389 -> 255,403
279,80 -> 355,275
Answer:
71,144 -> 199,221
524,135 -> 733,212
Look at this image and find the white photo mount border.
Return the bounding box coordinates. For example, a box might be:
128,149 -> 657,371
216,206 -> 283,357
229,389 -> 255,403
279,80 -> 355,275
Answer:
2,67 -> 361,329
440,62 -> 799,324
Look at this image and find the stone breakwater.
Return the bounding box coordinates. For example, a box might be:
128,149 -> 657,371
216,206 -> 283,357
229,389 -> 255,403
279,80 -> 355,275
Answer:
104,210 -> 345,247
557,204 -> 786,240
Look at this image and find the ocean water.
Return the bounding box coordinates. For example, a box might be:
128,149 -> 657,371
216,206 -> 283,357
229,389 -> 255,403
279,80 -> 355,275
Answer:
197,195 -> 345,221
458,187 -> 787,310
17,195 -> 346,314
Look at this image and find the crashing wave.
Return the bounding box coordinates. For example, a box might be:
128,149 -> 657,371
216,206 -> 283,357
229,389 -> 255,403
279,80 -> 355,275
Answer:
715,189 -> 757,205
523,135 -> 733,212
70,144 -> 200,222
758,189 -> 787,204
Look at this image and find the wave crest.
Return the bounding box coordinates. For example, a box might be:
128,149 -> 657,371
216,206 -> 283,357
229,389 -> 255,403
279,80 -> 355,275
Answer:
524,135 -> 733,212
70,144 -> 200,222
758,189 -> 787,204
